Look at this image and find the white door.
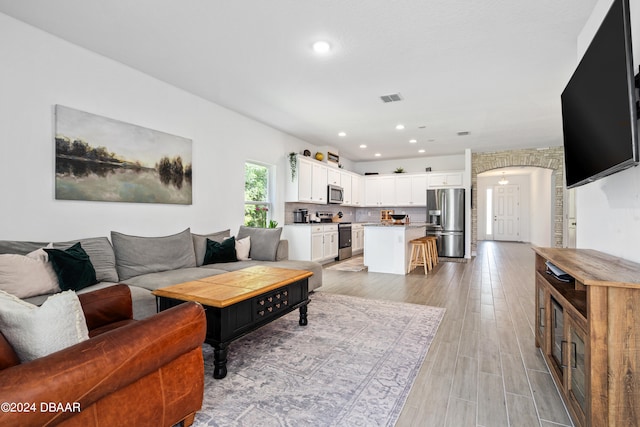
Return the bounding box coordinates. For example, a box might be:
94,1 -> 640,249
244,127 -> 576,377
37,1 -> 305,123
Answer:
493,185 -> 520,241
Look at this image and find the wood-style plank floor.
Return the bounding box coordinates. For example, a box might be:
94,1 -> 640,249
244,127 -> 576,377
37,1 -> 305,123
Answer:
320,241 -> 573,427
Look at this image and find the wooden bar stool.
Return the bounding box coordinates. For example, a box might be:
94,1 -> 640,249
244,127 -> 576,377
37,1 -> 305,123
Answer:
422,236 -> 438,267
408,238 -> 432,274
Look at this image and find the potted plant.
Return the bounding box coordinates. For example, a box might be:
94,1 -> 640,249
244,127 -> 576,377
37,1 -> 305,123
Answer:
394,167 -> 405,173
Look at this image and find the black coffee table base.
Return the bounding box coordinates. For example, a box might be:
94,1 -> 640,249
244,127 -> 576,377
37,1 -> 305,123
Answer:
157,278 -> 309,379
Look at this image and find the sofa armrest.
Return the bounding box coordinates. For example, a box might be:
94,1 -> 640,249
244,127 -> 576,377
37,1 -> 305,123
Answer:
276,239 -> 289,261
0,302 -> 206,426
78,284 -> 133,332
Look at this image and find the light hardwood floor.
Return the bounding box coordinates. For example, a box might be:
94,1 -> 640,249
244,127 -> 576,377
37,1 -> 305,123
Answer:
320,241 -> 573,427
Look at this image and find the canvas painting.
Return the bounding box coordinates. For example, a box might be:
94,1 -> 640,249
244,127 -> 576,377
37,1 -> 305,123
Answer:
54,105 -> 192,204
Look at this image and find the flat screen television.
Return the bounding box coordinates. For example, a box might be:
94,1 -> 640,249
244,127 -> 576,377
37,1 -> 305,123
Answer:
560,0 -> 639,189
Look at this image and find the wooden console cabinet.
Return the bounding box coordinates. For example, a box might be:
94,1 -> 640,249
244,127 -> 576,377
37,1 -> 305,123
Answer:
533,247 -> 640,427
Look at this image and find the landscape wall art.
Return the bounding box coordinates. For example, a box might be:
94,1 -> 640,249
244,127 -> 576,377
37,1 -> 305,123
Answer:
54,105 -> 192,204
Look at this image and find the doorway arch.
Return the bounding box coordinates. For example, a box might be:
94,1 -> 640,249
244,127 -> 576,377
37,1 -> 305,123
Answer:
471,147 -> 564,253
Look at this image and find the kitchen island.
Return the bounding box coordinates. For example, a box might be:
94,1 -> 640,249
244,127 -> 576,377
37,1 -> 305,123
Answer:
363,223 -> 428,275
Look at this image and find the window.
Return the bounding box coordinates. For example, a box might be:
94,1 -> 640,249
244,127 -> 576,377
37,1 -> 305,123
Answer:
244,162 -> 271,227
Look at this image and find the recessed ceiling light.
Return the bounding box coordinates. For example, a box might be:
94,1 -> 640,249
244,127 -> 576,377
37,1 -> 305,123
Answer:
374,153 -> 381,157
395,124 -> 405,130
409,139 -> 417,143
312,41 -> 331,54
359,144 -> 367,148
338,132 -> 346,137
418,149 -> 426,153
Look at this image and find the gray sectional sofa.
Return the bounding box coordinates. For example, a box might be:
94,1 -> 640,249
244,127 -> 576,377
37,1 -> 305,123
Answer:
0,227 -> 322,319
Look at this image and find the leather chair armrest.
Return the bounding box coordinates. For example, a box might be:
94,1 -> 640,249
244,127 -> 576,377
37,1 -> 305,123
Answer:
78,284 -> 133,332
0,302 -> 206,426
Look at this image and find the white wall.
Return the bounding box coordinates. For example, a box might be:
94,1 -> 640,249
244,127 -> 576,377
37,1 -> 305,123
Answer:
477,168 -> 553,246
0,13 -> 311,241
574,0 -> 640,262
353,154 -> 465,175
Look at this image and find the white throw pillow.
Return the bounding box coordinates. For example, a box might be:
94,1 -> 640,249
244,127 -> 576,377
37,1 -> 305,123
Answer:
0,290 -> 89,362
0,248 -> 60,298
235,236 -> 251,261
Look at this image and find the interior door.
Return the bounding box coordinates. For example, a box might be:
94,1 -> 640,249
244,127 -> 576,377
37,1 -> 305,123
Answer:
493,184 -> 520,241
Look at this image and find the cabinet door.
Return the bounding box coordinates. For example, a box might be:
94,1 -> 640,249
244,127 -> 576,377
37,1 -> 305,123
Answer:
341,172 -> 352,205
411,175 -> 428,205
379,177 -> 396,205
311,163 -> 328,203
351,175 -> 362,206
427,171 -> 464,188
298,159 -> 313,202
323,231 -> 338,259
567,317 -> 587,420
328,168 -> 341,186
365,178 -> 381,206
395,176 -> 412,206
311,232 -> 324,262
550,297 -> 565,381
535,277 -> 547,349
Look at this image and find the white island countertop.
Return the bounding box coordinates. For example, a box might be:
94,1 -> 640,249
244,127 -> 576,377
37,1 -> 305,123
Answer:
363,223 -> 428,275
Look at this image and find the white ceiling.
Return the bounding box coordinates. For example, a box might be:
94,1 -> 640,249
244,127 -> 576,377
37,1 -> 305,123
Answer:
0,0 -> 598,161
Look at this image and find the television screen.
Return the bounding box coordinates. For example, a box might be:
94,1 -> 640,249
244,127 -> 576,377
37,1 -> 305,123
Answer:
561,0 -> 638,188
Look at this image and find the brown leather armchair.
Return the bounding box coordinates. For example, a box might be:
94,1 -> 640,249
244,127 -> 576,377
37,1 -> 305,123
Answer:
0,285 -> 206,426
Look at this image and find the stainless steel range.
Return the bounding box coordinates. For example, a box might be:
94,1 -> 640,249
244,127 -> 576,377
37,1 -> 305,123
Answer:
337,222 -> 352,261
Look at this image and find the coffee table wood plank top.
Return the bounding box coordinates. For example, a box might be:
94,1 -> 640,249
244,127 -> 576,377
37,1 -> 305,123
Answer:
152,265 -> 312,308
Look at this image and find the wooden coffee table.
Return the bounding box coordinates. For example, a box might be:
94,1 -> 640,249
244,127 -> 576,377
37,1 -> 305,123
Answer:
152,265 -> 312,379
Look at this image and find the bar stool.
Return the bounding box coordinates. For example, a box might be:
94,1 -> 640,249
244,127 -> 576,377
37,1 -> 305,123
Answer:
421,236 -> 438,268
408,238 -> 432,274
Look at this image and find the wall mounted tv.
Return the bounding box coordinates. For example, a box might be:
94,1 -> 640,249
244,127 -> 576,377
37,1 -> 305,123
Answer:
560,0 -> 639,189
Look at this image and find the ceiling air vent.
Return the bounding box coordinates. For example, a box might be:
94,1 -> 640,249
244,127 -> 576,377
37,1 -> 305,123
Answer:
380,93 -> 403,103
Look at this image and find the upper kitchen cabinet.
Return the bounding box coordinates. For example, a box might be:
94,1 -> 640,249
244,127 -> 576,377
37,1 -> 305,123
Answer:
351,174 -> 363,207
328,168 -> 341,186
427,171 -> 464,188
340,171 -> 352,205
395,174 -> 428,206
364,176 -> 396,206
286,155 -> 328,204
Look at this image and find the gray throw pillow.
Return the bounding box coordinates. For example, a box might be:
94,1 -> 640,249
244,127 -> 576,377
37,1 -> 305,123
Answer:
111,228 -> 197,280
192,230 -> 231,266
236,226 -> 282,261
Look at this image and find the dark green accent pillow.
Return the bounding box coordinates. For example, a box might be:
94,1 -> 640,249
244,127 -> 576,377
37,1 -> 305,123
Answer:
44,242 -> 98,291
203,237 -> 238,265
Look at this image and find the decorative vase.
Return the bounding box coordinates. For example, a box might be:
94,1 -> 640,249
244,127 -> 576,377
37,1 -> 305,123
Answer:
315,152 -> 324,161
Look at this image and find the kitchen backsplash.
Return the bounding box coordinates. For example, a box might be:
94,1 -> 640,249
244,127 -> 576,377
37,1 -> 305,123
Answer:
285,203 -> 427,224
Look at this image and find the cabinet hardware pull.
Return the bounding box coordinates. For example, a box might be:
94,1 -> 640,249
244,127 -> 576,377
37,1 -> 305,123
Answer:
539,307 -> 545,327
571,341 -> 578,369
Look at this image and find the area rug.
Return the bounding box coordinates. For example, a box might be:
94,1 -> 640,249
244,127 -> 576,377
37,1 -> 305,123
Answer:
325,255 -> 367,272
193,292 -> 445,427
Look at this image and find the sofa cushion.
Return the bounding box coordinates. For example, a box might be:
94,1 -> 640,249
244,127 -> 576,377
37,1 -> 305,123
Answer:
120,267 -> 228,291
236,226 -> 282,261
111,229 -> 197,281
235,236 -> 251,261
0,290 -> 89,362
45,243 -> 98,291
0,252 -> 60,298
0,237 -> 119,283
204,237 -> 238,265
192,230 -> 231,266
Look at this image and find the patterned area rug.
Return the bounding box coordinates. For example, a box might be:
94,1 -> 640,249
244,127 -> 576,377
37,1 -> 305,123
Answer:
325,255 -> 367,272
193,292 -> 445,427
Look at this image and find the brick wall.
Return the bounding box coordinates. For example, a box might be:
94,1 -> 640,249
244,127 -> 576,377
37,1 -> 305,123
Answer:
471,147 -> 564,252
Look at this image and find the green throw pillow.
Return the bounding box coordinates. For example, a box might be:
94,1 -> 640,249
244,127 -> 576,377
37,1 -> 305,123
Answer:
203,237 -> 238,265
44,242 -> 98,291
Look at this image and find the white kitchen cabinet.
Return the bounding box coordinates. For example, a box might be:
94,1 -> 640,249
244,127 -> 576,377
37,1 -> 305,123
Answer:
395,174 -> 427,206
328,168 -> 341,186
340,171 -> 352,205
351,174 -> 362,206
352,224 -> 364,254
427,171 -> 463,188
282,224 -> 338,263
364,176 -> 396,206
286,156 -> 328,204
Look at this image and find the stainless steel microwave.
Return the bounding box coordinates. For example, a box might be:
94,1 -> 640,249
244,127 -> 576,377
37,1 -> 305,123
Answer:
327,184 -> 344,204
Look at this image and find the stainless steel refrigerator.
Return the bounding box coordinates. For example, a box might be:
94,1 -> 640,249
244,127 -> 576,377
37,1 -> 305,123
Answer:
426,188 -> 465,258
